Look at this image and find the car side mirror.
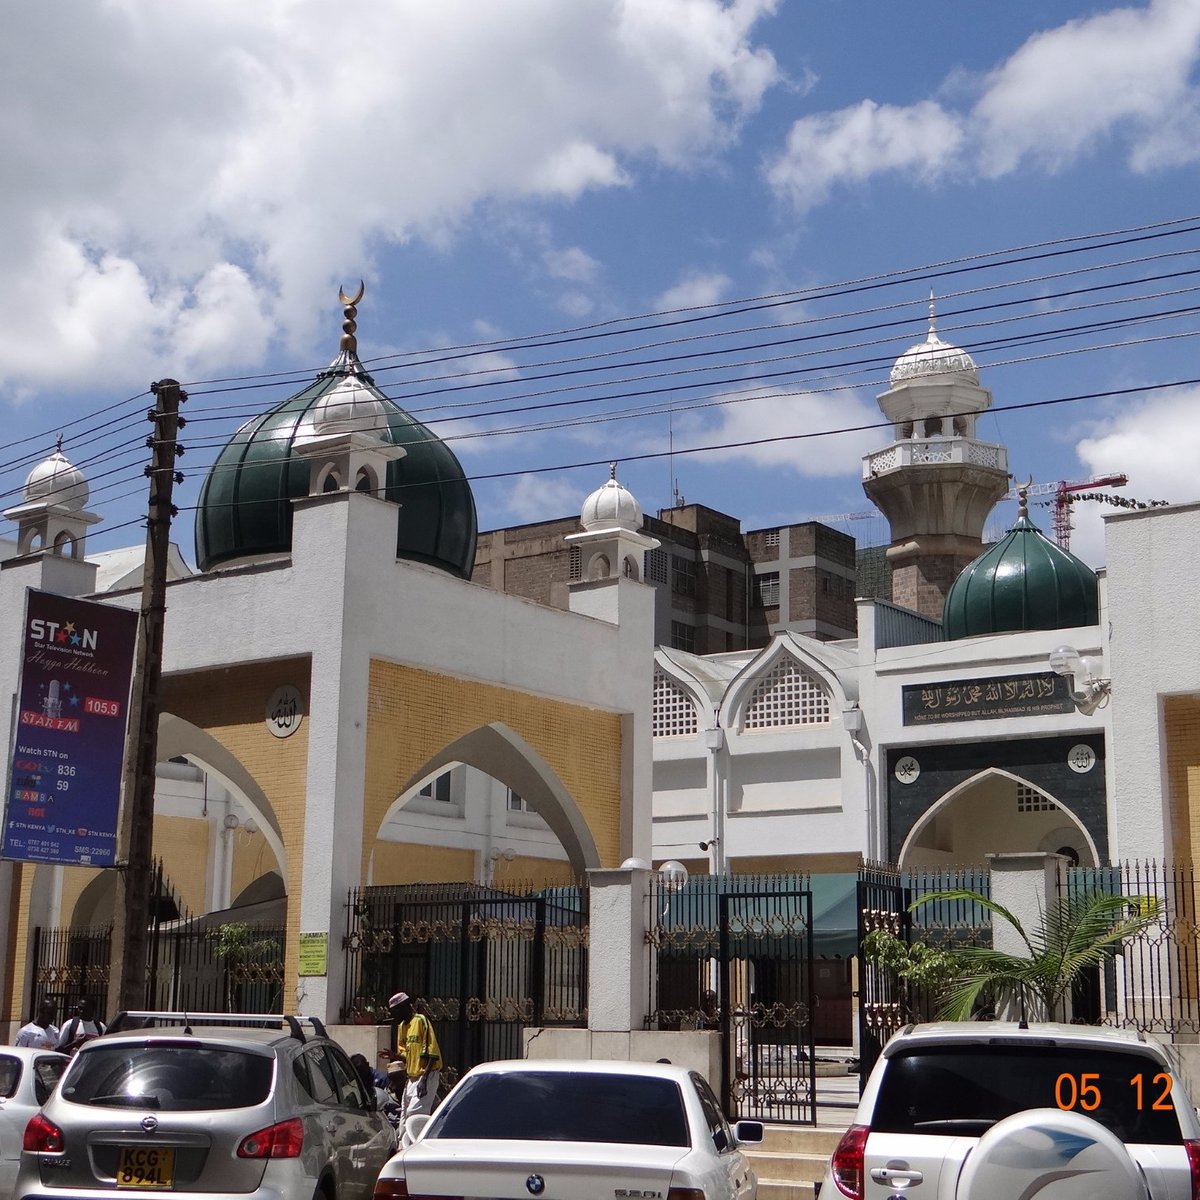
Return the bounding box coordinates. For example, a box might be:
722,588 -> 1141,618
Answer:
405,1113 -> 432,1144
734,1119 -> 764,1146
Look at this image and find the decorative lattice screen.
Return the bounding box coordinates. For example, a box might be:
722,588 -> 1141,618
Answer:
652,669 -> 699,737
743,658 -> 830,729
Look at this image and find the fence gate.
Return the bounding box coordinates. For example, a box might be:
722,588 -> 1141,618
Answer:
648,874 -> 816,1124
721,889 -> 816,1125
344,883 -> 588,1090
856,863 -> 908,1087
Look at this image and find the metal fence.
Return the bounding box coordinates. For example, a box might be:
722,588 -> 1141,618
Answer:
856,863 -> 993,1082
27,864 -> 284,1022
1065,860 -> 1200,1036
342,880 -> 589,1091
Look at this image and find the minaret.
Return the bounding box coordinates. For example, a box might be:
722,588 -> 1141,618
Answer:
565,463 -> 660,583
4,441 -> 102,560
862,298 -> 1010,619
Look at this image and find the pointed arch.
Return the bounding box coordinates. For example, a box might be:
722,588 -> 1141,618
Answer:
722,634 -> 848,732
157,712 -> 288,883
380,722 -> 600,874
898,767 -> 1099,870
651,651 -> 705,738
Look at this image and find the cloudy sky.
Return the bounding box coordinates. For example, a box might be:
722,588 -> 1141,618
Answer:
3,0 -> 1199,568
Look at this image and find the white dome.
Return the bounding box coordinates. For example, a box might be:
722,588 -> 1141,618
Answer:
308,375 -> 388,438
24,451 -> 89,511
580,470 -> 643,532
890,328 -> 978,385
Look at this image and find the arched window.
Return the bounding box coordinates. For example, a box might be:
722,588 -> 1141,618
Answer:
622,556 -> 639,581
743,658 -> 831,729
53,530 -> 75,557
320,468 -> 341,494
652,669 -> 699,737
588,553 -> 610,580
355,467 -> 376,493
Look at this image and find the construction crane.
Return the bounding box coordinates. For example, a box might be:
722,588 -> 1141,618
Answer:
1002,474 -> 1128,550
809,511 -> 877,524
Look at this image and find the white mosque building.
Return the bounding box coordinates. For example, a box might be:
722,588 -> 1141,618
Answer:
2,291 -> 1199,1057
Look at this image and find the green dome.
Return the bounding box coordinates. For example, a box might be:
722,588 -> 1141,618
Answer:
195,359 -> 477,577
943,510 -> 1098,639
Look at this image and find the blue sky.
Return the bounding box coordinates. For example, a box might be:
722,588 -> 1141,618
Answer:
3,0 -> 1199,569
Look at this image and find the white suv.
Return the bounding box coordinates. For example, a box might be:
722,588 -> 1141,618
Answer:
823,1021 -> 1200,1200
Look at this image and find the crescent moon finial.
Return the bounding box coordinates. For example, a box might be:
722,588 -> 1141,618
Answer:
337,281 -> 365,357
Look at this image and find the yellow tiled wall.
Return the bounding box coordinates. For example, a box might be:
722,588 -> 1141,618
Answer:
364,660 -> 624,874
1165,695 -> 1200,864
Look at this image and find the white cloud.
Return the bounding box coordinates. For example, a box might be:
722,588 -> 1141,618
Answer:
543,246 -> 603,284
973,0 -> 1200,176
1068,385 -> 1200,564
655,271 -> 733,311
504,472 -> 583,521
767,0 -> 1200,210
766,100 -> 965,213
0,0 -> 781,395
672,385 -> 880,476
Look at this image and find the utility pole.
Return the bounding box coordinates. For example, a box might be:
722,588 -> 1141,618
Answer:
107,379 -> 186,1017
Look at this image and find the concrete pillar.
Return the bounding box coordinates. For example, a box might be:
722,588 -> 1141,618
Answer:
987,851 -> 1065,1019
986,852 -> 1063,958
586,865 -> 650,1031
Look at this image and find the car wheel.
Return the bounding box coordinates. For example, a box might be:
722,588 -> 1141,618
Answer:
957,1107 -> 1147,1200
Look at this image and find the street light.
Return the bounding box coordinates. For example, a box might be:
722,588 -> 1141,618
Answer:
1049,645 -> 1111,716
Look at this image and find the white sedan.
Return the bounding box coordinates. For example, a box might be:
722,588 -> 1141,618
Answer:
373,1059 -> 763,1200
0,1046 -> 69,1196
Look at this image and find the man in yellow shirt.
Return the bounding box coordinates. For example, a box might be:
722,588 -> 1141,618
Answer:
383,991 -> 442,1130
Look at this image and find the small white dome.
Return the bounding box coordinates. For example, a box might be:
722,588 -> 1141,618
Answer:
308,375 -> 388,438
580,468 -> 643,532
24,451 -> 89,511
890,328 -> 978,385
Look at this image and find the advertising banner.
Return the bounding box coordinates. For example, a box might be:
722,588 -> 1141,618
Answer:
2,590 -> 139,866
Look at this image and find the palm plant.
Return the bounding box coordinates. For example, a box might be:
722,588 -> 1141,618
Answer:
913,888 -> 1160,1022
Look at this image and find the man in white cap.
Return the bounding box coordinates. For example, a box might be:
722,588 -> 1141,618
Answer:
380,991 -> 442,1131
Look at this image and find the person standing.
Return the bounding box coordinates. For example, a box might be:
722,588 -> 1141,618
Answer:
15,1000 -> 59,1049
56,997 -> 106,1054
382,991 -> 441,1130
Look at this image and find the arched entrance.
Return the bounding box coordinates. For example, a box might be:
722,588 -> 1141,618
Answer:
898,768 -> 1099,870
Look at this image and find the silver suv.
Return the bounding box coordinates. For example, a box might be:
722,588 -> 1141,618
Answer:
823,1021 -> 1200,1200
14,1011 -> 396,1200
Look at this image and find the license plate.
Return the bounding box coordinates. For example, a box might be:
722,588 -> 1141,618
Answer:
116,1146 -> 175,1189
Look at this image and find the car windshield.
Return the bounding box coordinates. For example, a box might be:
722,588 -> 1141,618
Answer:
428,1071 -> 690,1146
60,1042 -> 274,1111
874,1042 -> 1183,1144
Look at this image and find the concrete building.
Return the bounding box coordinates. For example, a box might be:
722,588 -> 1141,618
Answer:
476,502 -> 857,653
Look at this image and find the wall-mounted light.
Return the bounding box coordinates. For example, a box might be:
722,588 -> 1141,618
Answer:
222,813 -> 240,832
698,838 -> 719,852
1049,645 -> 1111,716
